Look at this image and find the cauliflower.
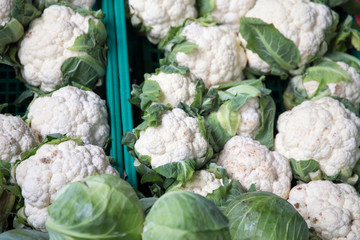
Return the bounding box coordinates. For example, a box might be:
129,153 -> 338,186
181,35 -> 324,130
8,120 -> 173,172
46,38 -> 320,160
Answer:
241,0 -> 333,73
0,0 -> 12,26
180,170 -> 223,197
15,139 -> 119,231
148,71 -> 196,107
288,181 -> 360,240
217,136 -> 292,199
235,97 -> 261,138
0,114 -> 39,163
128,0 -> 197,43
27,86 -> 110,148
198,0 -> 256,31
134,108 -> 208,168
68,0 -> 95,8
18,5 -> 106,92
174,21 -> 247,88
303,62 -> 360,108
275,97 -> 360,178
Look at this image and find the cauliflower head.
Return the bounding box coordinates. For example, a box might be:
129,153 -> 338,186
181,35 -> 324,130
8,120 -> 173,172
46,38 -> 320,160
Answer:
204,0 -> 256,31
15,140 -> 119,231
303,61 -> 360,108
0,0 -> 12,26
217,136 -> 292,199
242,0 -> 333,72
134,108 -> 208,168
27,86 -> 110,148
176,22 -> 247,88
18,5 -> 97,92
68,0 -> 95,8
236,97 -> 261,138
0,114 -> 39,163
180,170 -> 223,197
148,72 -> 196,107
129,0 -> 197,43
288,181 -> 360,240
275,97 -> 360,177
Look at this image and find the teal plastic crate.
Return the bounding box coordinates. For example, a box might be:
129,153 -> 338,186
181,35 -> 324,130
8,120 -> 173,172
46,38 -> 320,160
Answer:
0,0 -> 127,180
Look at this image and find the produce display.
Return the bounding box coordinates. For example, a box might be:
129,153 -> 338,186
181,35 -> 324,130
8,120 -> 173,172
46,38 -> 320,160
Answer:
1,0 -> 360,239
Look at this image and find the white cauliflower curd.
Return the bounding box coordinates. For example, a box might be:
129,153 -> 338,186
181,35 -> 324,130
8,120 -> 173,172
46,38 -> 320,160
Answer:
15,140 -> 119,231
180,170 -> 223,197
235,97 -> 261,138
0,0 -> 13,26
199,0 -> 256,31
0,114 -> 39,163
175,21 -> 247,88
148,71 -> 196,107
241,0 -> 333,72
288,181 -> 360,240
217,136 -> 292,199
128,0 -> 197,43
27,86 -> 109,148
18,5 -> 98,92
275,97 -> 360,178
134,108 -> 208,168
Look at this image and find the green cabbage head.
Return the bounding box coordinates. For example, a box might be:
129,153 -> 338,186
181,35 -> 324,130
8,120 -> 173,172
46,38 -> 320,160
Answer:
45,174 -> 144,239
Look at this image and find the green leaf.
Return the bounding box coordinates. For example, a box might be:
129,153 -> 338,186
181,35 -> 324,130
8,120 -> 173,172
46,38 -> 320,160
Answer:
289,158 -> 322,182
190,79 -> 206,113
0,104 -> 8,114
143,191 -> 231,240
0,18 -> 24,54
140,197 -> 158,216
0,190 -> 16,232
0,229 -> 48,239
158,65 -> 189,75
206,180 -> 246,212
139,80 -> 161,110
122,132 -> 138,159
205,112 -> 233,152
303,60 -> 352,90
332,97 -> 360,116
331,15 -> 360,52
12,0 -> 42,26
135,104 -> 171,132
341,0 -> 360,14
311,0 -> 349,8
46,175 -> 144,240
153,159 -> 196,184
129,84 -> 142,108
158,25 -> 184,50
0,160 -> 11,181
197,0 -> 216,16
239,17 -> 301,71
206,163 -> 229,184
248,184 -> 257,192
133,159 -> 164,185
216,102 -> 241,136
255,95 -> 276,150
326,51 -> 360,72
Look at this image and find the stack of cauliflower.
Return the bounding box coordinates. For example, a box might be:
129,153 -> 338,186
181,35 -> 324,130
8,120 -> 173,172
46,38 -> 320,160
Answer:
127,0 -> 360,239
0,0 -> 122,233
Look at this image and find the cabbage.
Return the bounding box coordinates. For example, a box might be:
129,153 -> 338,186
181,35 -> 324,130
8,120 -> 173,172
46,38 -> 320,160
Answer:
143,191 -> 231,240
224,191 -> 309,240
45,174 -> 144,240
0,229 -> 49,240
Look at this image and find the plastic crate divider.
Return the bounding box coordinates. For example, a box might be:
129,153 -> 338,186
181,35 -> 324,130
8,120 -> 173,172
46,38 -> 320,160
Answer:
102,0 -> 124,177
114,0 -> 138,188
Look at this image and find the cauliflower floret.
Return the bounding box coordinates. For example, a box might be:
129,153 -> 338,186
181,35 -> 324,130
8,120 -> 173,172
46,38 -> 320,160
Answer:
207,0 -> 256,31
68,0 -> 95,8
18,5 -> 96,92
275,97 -> 360,177
236,97 -> 261,138
129,0 -> 197,42
27,86 -> 110,148
303,62 -> 360,108
288,181 -> 360,240
0,0 -> 12,26
135,108 -> 208,168
217,136 -> 292,199
242,0 -> 333,72
15,140 -> 119,231
176,22 -> 247,88
180,170 -> 223,197
148,72 -> 196,107
0,114 -> 39,163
